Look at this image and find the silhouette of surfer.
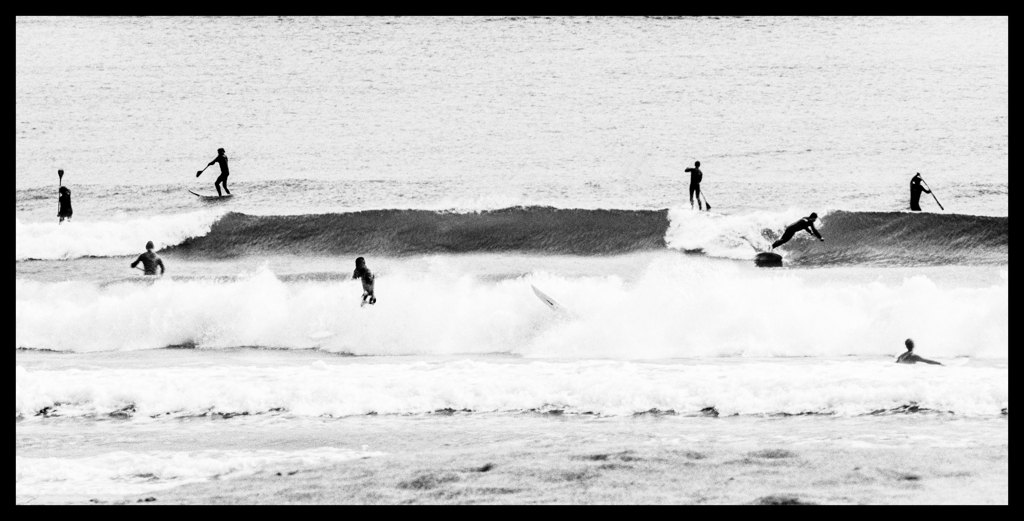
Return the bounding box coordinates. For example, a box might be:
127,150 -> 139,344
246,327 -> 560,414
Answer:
771,213 -> 824,250
353,257 -> 376,306
203,148 -> 231,197
684,161 -> 703,210
57,182 -> 72,224
909,173 -> 931,211
895,338 -> 942,365
131,241 -> 165,276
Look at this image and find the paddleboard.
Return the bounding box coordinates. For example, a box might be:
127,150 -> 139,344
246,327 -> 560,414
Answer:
531,285 -> 563,312
754,252 -> 783,268
189,189 -> 233,200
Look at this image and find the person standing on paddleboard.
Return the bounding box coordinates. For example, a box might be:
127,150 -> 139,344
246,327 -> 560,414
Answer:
201,148 -> 231,197
771,213 -> 824,250
57,171 -> 73,224
353,257 -> 376,306
684,161 -> 704,210
909,173 -> 931,211
896,338 -> 942,365
131,241 -> 166,276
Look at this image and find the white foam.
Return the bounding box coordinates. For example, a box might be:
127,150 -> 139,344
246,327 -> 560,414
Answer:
14,359 -> 1008,419
15,447 -> 384,496
15,261 -> 1008,359
665,207 -> 812,259
15,211 -> 221,261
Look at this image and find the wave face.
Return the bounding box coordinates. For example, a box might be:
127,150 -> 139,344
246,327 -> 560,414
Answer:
784,211 -> 1009,266
15,265 -> 1008,358
16,207 -> 1007,266
15,212 -> 221,261
167,208 -> 669,257
666,209 -> 1009,266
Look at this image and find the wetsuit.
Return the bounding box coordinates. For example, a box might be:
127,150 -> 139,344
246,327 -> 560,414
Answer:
896,351 -> 941,365
771,217 -> 822,249
57,188 -> 72,223
685,166 -> 703,210
909,176 -> 930,211
209,154 -> 230,196
353,267 -> 376,304
131,251 -> 165,276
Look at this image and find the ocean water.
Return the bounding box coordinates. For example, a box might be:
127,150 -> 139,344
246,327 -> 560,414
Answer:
15,17 -> 1007,502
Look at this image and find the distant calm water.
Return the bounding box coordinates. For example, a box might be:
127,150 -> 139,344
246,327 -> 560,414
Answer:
17,17 -> 1007,218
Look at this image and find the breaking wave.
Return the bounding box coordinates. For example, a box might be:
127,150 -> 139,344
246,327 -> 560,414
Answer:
16,207 -> 1007,266
15,264 -> 1008,358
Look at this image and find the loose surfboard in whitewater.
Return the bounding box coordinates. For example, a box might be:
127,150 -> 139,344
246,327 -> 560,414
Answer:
189,189 -> 233,200
531,285 -> 563,312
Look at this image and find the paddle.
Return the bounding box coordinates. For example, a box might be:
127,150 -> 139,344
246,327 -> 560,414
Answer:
701,190 -> 712,212
919,175 -> 944,211
196,164 -> 209,178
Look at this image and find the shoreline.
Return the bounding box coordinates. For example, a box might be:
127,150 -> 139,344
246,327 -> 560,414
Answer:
16,414 -> 1008,505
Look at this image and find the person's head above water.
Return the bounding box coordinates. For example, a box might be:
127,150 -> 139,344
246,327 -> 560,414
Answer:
808,212 -> 818,221
355,257 -> 366,269
146,241 -> 155,251
905,338 -> 915,351
217,148 -> 225,154
694,161 -> 700,167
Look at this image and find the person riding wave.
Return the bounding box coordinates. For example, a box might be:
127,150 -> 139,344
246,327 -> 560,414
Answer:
771,213 -> 824,250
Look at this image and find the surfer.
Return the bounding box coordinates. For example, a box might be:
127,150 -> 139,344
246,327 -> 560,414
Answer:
771,213 -> 824,250
352,257 -> 376,306
909,173 -> 931,211
895,338 -> 942,365
684,161 -> 703,210
57,179 -> 72,224
205,148 -> 231,197
131,241 -> 166,276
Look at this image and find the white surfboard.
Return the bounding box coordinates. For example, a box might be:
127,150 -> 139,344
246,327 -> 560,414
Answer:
531,285 -> 563,312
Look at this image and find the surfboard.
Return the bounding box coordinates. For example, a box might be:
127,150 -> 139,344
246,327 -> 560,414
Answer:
754,252 -> 783,268
531,285 -> 563,312
189,189 -> 233,200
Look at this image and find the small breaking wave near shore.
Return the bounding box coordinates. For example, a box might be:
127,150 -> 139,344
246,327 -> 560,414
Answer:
15,360 -> 1008,419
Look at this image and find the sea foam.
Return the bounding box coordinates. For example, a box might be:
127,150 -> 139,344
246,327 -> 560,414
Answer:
15,261 -> 1008,359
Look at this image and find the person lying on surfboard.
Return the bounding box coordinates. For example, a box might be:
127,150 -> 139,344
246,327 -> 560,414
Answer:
353,257 -> 376,306
896,338 -> 942,365
771,213 -> 824,249
131,241 -> 166,276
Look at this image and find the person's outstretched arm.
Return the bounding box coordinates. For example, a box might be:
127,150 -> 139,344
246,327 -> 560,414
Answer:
130,255 -> 142,268
808,224 -> 823,240
918,357 -> 942,365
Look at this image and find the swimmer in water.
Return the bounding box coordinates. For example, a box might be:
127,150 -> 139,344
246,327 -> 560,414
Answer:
130,241 -> 165,276
895,338 -> 942,365
352,256 -> 376,306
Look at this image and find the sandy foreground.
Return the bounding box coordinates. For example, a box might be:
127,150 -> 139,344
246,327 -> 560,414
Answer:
16,413 -> 1007,505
